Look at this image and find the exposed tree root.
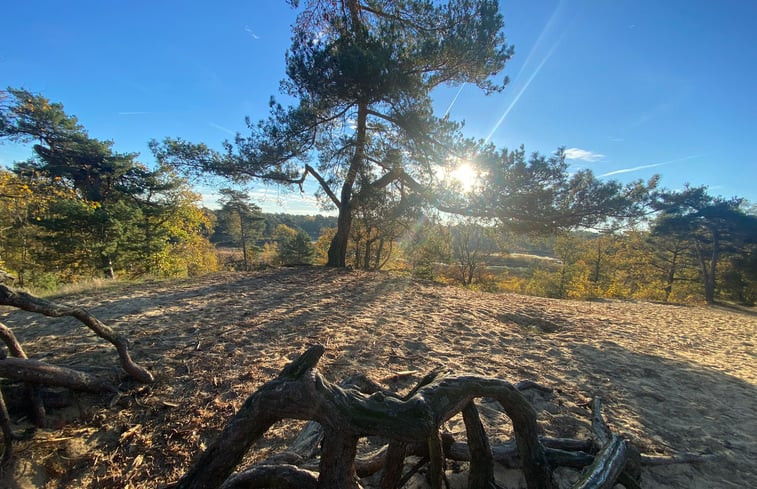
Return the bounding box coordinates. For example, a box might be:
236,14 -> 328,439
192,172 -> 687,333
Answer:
0,285 -> 153,462
171,345 -> 716,489
0,285 -> 153,383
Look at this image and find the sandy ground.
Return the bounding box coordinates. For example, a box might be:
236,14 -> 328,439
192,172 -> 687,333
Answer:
0,267 -> 755,488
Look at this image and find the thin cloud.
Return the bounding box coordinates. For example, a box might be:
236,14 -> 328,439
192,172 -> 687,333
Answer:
118,111 -> 151,116
600,154 -> 704,177
564,148 -> 605,162
244,25 -> 260,39
210,122 -> 236,136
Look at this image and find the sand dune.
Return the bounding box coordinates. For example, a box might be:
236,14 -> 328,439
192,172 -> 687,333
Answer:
2,267 -> 755,488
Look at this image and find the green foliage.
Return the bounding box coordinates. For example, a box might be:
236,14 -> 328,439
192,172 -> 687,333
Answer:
0,88 -> 218,286
262,213 -> 336,240
652,186 -> 757,303
152,0 -> 513,267
278,228 -> 315,265
451,146 -> 658,234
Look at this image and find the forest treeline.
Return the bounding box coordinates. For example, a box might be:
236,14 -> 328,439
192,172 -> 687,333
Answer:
2,85 -> 756,304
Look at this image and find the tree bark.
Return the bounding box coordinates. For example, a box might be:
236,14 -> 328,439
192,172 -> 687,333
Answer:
378,442 -> 406,488
571,435 -> 629,489
463,401 -> 500,488
327,103 -> 368,267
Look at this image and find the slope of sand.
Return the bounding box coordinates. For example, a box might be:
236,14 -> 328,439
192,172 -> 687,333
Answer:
1,267 -> 755,488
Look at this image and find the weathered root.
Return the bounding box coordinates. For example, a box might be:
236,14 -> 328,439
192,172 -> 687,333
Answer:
175,345 -> 551,489
0,322 -> 46,427
173,345 -> 714,489
218,464 -> 319,489
0,285 -> 153,383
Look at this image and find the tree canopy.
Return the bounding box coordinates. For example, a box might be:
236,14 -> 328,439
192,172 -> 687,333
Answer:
152,1 -> 658,268
0,88 -> 217,283
152,0 -> 514,267
652,186 -> 757,303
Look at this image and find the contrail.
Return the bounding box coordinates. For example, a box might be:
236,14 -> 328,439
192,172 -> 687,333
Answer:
443,84 -> 466,118
600,154 -> 704,177
210,122 -> 237,136
483,0 -> 569,144
484,38 -> 562,144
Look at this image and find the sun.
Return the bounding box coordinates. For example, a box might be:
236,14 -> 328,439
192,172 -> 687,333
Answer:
450,162 -> 478,192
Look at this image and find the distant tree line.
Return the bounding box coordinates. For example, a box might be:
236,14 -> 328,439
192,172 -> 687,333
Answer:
2,86 -> 755,304
361,192 -> 756,305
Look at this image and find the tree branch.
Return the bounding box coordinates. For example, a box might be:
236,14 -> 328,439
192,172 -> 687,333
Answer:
304,164 -> 340,209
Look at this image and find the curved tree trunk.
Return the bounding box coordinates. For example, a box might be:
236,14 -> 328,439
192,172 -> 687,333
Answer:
327,103 -> 368,268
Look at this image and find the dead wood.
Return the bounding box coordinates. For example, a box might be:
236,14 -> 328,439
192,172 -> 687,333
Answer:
0,284 -> 153,383
0,322 -> 46,427
173,346 -> 714,489
447,440 -> 594,469
580,398 -> 641,489
218,464 -> 319,489
174,345 -> 553,489
572,435 -> 629,489
0,357 -> 115,393
462,401 -> 500,488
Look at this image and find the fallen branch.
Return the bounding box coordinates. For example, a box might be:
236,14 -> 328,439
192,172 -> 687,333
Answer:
0,357 -> 115,393
572,435 -> 629,489
0,285 -> 153,383
0,322 -> 46,426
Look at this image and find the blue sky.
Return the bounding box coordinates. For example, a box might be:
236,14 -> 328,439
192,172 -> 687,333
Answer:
2,0 -> 756,214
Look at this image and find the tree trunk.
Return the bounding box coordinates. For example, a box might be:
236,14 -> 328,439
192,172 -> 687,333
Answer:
240,217 -> 249,271
663,245 -> 680,302
102,254 -> 115,279
327,104 -> 368,268
363,235 -> 373,271
705,235 -> 719,303
694,232 -> 718,303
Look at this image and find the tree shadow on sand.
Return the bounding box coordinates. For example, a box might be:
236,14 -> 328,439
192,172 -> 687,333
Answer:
550,341 -> 757,488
